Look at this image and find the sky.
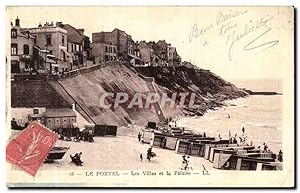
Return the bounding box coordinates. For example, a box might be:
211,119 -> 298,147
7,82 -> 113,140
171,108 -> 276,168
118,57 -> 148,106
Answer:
6,6 -> 294,81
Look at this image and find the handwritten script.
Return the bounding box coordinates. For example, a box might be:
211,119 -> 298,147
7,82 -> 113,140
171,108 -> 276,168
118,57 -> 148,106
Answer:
226,16 -> 279,61
189,9 -> 279,61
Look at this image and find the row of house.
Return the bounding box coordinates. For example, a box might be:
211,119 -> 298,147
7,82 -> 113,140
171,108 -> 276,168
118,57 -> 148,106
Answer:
10,17 -> 91,75
90,29 -> 181,67
10,17 -> 184,75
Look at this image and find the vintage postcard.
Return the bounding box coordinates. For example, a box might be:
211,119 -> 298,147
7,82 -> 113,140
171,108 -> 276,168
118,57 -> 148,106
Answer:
6,6 -> 295,188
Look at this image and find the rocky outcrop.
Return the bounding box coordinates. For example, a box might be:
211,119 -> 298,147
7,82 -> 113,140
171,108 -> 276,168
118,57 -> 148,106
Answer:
241,88 -> 281,95
133,66 -> 247,116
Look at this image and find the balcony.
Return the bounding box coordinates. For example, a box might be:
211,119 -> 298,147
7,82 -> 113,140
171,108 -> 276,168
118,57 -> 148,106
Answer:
19,54 -> 33,61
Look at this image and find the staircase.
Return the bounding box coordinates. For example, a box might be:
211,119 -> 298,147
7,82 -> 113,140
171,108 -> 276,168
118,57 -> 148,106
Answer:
48,80 -> 96,125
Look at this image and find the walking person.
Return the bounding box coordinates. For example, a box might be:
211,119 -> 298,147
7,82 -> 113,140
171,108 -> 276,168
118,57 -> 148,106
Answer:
147,146 -> 153,162
138,132 -> 142,142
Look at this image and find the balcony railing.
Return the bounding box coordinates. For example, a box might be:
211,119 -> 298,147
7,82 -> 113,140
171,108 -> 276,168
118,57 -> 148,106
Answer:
19,54 -> 33,61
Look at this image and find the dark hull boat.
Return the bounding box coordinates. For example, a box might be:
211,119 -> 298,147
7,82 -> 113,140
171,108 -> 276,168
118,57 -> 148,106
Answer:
45,147 -> 69,162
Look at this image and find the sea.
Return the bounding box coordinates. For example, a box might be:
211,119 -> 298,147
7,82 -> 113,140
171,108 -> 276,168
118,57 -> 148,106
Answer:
177,79 -> 282,154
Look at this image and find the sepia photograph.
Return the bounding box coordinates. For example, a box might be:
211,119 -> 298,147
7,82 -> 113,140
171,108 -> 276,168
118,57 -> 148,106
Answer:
5,5 -> 295,188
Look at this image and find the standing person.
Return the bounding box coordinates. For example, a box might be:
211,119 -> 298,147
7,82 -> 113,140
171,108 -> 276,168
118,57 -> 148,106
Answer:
263,143 -> 268,152
233,133 -> 238,143
88,129 -> 94,142
140,153 -> 143,162
138,132 -> 142,142
278,150 -> 283,162
147,146 -> 152,162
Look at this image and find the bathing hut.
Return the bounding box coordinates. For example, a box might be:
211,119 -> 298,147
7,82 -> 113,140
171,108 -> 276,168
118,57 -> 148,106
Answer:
142,130 -> 154,144
150,133 -> 166,148
165,136 -> 178,150
204,139 -> 233,160
93,125 -> 118,136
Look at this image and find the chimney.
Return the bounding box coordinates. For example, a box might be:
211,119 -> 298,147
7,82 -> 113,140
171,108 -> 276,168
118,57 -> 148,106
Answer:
15,16 -> 20,27
56,22 -> 62,27
77,28 -> 84,36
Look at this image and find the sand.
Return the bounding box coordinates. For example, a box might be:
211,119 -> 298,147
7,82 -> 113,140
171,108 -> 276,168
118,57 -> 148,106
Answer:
40,134 -> 215,171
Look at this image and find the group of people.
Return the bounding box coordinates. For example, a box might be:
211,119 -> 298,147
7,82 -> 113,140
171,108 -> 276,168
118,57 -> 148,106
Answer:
73,129 -> 94,143
181,154 -> 192,170
53,128 -> 94,143
139,146 -> 156,162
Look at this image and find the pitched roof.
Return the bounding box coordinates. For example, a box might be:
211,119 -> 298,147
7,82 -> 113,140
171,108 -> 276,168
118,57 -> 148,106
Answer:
59,24 -> 83,44
45,108 -> 76,118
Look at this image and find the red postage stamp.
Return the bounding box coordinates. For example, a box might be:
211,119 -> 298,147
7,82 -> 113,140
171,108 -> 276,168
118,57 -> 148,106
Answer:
6,121 -> 58,176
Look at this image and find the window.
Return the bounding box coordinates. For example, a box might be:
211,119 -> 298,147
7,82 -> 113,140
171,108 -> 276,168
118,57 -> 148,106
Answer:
23,44 -> 29,55
105,46 -> 108,52
11,29 -> 17,38
62,51 -> 66,61
46,34 -> 51,45
11,60 -> 20,73
33,35 -> 37,44
62,35 -> 65,45
11,44 -> 17,55
33,109 -> 39,114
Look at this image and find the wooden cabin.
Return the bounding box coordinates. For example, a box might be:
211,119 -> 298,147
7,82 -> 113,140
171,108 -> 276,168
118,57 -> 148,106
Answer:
175,139 -> 190,154
142,130 -> 154,144
213,146 -> 256,169
44,108 -> 76,129
93,125 -> 118,136
147,121 -> 157,130
175,139 -> 212,156
165,136 -> 178,150
213,149 -> 280,170
150,134 -> 166,148
204,140 -> 234,160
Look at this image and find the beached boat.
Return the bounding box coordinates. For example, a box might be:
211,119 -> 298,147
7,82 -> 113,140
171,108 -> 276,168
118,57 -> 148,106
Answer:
45,146 -> 69,162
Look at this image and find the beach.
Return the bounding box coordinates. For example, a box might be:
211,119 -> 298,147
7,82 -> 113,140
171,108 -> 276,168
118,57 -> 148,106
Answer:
10,94 -> 282,171
40,135 -> 215,171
